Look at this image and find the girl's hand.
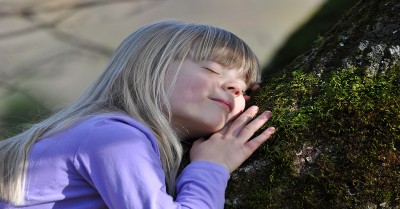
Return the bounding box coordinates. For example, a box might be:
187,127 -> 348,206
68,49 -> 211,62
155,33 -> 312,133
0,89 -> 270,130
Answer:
190,106 -> 275,173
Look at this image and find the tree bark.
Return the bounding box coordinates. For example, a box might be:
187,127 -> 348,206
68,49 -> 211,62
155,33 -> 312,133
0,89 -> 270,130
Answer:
225,0 -> 400,208
287,0 -> 400,74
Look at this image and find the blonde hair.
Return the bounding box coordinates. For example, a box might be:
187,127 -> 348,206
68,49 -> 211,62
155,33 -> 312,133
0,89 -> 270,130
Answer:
0,20 -> 260,204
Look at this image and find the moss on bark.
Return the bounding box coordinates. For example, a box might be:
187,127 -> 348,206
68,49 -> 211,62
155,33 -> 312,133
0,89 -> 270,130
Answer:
225,0 -> 400,208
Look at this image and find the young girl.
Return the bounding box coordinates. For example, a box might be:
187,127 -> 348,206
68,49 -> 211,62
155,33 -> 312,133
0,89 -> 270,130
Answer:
0,21 -> 275,209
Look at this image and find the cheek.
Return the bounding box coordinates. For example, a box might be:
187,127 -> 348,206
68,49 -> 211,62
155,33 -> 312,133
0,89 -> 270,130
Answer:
177,76 -> 209,96
169,79 -> 209,111
231,97 -> 246,116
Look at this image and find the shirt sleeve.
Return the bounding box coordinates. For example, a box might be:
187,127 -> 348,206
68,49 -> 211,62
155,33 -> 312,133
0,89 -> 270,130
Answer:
176,161 -> 230,209
73,116 -> 230,209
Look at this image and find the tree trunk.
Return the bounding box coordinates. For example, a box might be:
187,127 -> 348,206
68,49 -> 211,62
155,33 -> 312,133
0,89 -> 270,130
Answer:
225,0 -> 400,208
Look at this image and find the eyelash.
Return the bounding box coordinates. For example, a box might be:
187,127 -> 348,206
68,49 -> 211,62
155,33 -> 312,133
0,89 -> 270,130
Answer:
205,67 -> 219,75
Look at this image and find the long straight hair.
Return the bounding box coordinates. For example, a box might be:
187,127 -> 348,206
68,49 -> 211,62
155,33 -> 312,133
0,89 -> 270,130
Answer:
0,20 -> 260,204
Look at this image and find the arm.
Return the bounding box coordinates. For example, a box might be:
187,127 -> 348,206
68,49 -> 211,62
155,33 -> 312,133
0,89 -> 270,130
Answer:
74,116 -> 228,209
176,161 -> 229,209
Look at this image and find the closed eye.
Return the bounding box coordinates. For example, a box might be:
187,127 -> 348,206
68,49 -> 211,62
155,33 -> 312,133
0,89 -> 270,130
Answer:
204,67 -> 220,75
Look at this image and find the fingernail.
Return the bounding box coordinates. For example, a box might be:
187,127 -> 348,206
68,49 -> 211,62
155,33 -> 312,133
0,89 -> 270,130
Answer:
269,127 -> 276,133
261,111 -> 271,118
250,106 -> 258,111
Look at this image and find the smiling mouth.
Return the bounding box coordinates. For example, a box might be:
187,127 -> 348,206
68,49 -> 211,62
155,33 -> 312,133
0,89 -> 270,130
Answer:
211,99 -> 232,112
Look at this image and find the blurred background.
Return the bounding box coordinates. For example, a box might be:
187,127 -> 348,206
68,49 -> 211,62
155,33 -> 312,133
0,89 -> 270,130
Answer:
0,0 -> 358,138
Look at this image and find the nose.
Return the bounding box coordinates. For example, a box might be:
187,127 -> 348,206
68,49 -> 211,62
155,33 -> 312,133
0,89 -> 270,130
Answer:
222,82 -> 243,97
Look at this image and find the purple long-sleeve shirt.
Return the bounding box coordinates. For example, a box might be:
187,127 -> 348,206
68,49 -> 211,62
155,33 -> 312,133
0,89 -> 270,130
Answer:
1,113 -> 230,209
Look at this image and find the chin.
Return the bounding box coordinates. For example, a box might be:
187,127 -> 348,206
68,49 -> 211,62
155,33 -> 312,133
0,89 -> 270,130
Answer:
187,124 -> 222,138
203,123 -> 225,134
183,117 -> 228,138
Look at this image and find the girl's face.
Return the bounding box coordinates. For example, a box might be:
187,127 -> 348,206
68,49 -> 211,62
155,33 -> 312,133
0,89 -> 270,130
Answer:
167,59 -> 248,139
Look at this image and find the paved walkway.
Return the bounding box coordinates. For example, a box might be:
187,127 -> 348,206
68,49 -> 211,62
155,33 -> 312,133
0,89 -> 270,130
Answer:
0,0 -> 324,118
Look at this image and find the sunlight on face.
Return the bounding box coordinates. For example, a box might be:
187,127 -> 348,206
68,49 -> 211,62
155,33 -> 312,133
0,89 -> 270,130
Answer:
166,59 -> 248,139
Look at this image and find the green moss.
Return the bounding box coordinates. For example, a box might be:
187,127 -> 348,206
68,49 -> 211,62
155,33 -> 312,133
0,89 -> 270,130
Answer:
226,65 -> 400,208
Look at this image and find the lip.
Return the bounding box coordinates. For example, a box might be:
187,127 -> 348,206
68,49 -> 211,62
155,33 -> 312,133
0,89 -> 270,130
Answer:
211,98 -> 232,112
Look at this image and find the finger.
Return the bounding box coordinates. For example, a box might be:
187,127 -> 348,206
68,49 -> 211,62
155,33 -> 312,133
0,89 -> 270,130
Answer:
244,95 -> 251,102
238,111 -> 272,140
245,127 -> 275,152
250,83 -> 260,92
215,124 -> 230,136
245,83 -> 261,95
225,106 -> 259,137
